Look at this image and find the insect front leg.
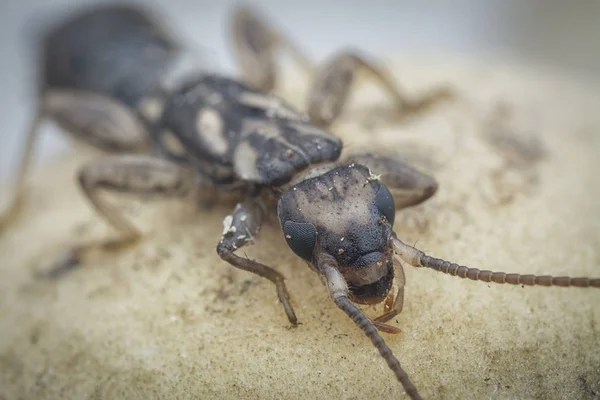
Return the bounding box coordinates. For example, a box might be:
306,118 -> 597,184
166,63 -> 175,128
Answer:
307,50 -> 454,128
0,90 -> 150,234
40,154 -> 193,279
229,5 -> 313,93
217,199 -> 298,326
345,151 -> 438,209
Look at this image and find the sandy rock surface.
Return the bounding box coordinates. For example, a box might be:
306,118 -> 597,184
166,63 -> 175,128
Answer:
1,56 -> 599,400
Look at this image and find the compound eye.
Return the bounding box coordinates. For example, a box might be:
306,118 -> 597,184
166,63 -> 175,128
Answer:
374,183 -> 395,225
282,221 -> 317,261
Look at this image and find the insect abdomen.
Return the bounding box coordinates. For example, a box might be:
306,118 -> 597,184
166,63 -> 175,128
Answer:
41,5 -> 178,108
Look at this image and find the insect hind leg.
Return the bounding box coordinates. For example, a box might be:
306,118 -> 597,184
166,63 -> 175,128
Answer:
39,154 -> 193,279
1,90 -> 151,236
307,50 -> 455,128
0,105 -> 44,235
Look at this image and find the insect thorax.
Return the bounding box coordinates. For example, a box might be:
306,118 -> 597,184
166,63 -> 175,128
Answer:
154,75 -> 343,187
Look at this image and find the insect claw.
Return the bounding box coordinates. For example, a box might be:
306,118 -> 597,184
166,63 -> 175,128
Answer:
285,320 -> 302,330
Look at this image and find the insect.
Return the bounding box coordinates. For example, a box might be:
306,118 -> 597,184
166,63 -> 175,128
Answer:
1,4 -> 599,400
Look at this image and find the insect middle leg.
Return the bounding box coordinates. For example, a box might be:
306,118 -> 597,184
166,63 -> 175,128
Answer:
0,90 -> 150,235
40,154 -> 194,279
217,199 -> 298,326
345,151 -> 439,209
306,50 -> 455,128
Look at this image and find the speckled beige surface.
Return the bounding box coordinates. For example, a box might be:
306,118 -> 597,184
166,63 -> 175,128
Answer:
1,57 -> 599,400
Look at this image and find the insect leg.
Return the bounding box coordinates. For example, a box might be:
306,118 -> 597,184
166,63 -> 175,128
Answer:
345,151 -> 438,209
43,89 -> 151,153
1,90 -> 151,234
307,50 -> 454,128
392,234 -> 600,288
319,260 -> 422,400
0,104 -> 44,234
217,199 -> 298,326
230,4 -> 313,93
39,155 -> 193,279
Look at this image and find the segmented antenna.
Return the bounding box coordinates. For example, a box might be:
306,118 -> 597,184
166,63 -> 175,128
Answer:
334,296 -> 421,399
392,235 -> 600,288
420,255 -> 600,287
321,262 -> 422,400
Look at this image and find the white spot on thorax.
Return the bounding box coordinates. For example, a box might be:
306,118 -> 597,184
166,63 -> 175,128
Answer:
161,130 -> 187,157
196,108 -> 228,155
137,97 -> 165,122
233,141 -> 259,181
222,215 -> 234,236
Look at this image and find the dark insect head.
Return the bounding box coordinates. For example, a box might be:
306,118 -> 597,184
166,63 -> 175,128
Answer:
278,163 -> 398,304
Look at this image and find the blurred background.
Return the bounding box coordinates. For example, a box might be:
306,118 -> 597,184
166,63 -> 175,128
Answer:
0,0 -> 598,181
